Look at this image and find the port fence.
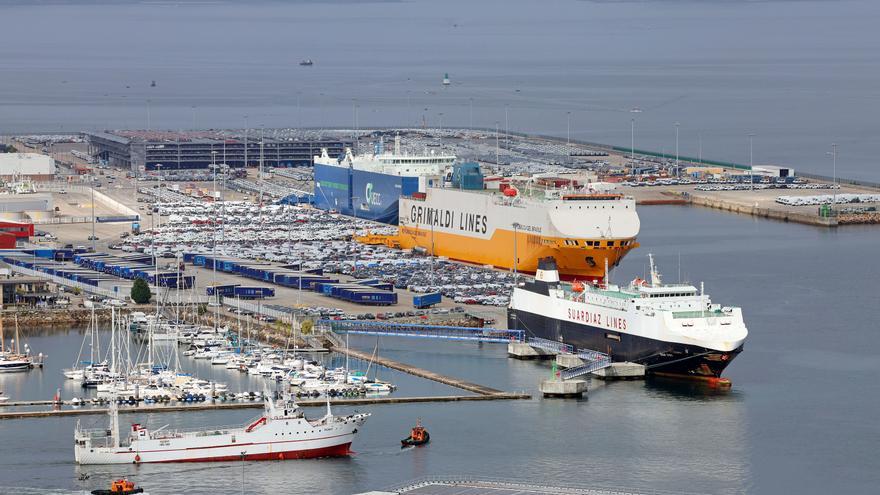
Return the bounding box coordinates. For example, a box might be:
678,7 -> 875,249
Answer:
7,264 -> 125,300
31,216 -> 92,225
221,298 -> 292,321
321,319 -> 524,343
384,475 -> 671,494
526,336 -> 575,354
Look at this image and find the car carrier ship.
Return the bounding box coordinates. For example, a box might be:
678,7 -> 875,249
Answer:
395,180 -> 640,281
312,136 -> 455,224
507,255 -> 748,379
74,393 -> 369,464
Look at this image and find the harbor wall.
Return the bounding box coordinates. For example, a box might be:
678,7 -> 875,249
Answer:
684,193 -> 838,227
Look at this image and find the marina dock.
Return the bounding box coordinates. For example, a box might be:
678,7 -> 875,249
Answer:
0,393 -> 529,420
331,345 -> 507,396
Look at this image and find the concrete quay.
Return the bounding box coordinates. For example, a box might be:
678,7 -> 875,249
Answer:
0,393 -> 531,420
539,378 -> 588,398
507,341 -> 554,360
555,353 -> 584,369
332,345 -> 508,396
592,362 -> 646,380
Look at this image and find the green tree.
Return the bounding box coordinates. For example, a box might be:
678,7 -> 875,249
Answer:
300,319 -> 314,335
130,279 -> 152,304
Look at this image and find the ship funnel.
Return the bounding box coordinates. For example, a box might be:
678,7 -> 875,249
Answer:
535,257 -> 560,285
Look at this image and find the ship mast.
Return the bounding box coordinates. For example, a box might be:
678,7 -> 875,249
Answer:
108,393 -> 120,449
648,254 -> 662,287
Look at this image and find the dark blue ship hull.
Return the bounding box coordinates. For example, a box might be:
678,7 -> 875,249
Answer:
507,307 -> 742,378
313,163 -> 419,224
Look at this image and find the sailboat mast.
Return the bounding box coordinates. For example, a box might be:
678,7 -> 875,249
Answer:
110,307 -> 116,375
14,313 -> 20,354
0,287 -> 4,353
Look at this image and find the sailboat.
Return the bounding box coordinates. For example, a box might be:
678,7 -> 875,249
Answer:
0,311 -> 37,373
63,305 -> 104,381
349,338 -> 396,393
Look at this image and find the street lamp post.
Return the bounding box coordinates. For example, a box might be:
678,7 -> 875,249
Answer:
629,107 -> 642,166
748,133 -> 755,191
630,118 -> 635,165
495,121 -> 500,165
828,143 -> 838,208
155,163 -> 163,229
566,111 -> 571,146
90,181 -> 96,251
512,222 -> 520,281
674,122 -> 680,177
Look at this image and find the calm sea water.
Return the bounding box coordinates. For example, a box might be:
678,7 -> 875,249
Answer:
1,206 -> 879,494
1,0 -> 880,181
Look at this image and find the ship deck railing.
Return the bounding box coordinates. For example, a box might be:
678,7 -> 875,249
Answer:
526,337 -> 574,354
148,415 -> 266,439
559,358 -> 612,380
323,319 -> 524,343
671,309 -> 729,319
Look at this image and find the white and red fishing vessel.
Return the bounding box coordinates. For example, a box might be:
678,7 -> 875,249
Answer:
74,393 -> 370,464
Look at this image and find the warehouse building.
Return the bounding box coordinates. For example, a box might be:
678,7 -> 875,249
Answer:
0,153 -> 56,181
753,165 -> 795,178
84,130 -> 350,172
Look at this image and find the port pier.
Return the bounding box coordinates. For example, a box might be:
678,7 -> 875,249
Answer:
539,378 -> 589,398
0,393 -> 530,420
507,341 -> 554,360
509,337 -> 645,397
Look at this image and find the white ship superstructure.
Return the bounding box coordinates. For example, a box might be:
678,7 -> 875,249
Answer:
74,394 -> 369,464
507,255 -> 748,378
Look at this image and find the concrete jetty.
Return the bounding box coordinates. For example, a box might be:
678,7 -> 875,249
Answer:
332,346 -> 507,396
507,341 -> 554,360
539,378 -> 588,398
0,393 -> 530,420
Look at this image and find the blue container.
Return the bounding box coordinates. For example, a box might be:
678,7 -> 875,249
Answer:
206,284 -> 239,297
336,288 -> 397,305
233,286 -> 275,299
413,292 -> 442,308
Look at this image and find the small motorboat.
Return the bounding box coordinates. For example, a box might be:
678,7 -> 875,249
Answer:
91,479 -> 144,495
299,59 -> 314,66
401,419 -> 430,448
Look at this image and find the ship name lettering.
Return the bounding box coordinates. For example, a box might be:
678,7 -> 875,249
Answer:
410,205 -> 486,233
567,308 -> 626,330
458,212 -> 488,234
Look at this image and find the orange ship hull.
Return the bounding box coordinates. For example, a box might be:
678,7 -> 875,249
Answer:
396,225 -> 637,281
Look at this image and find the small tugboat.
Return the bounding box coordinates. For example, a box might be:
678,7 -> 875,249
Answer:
91,479 -> 144,495
401,419 -> 429,448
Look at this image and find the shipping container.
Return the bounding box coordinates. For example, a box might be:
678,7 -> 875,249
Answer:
335,287 -> 397,305
233,286 -> 275,299
206,284 -> 239,297
413,292 -> 442,308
